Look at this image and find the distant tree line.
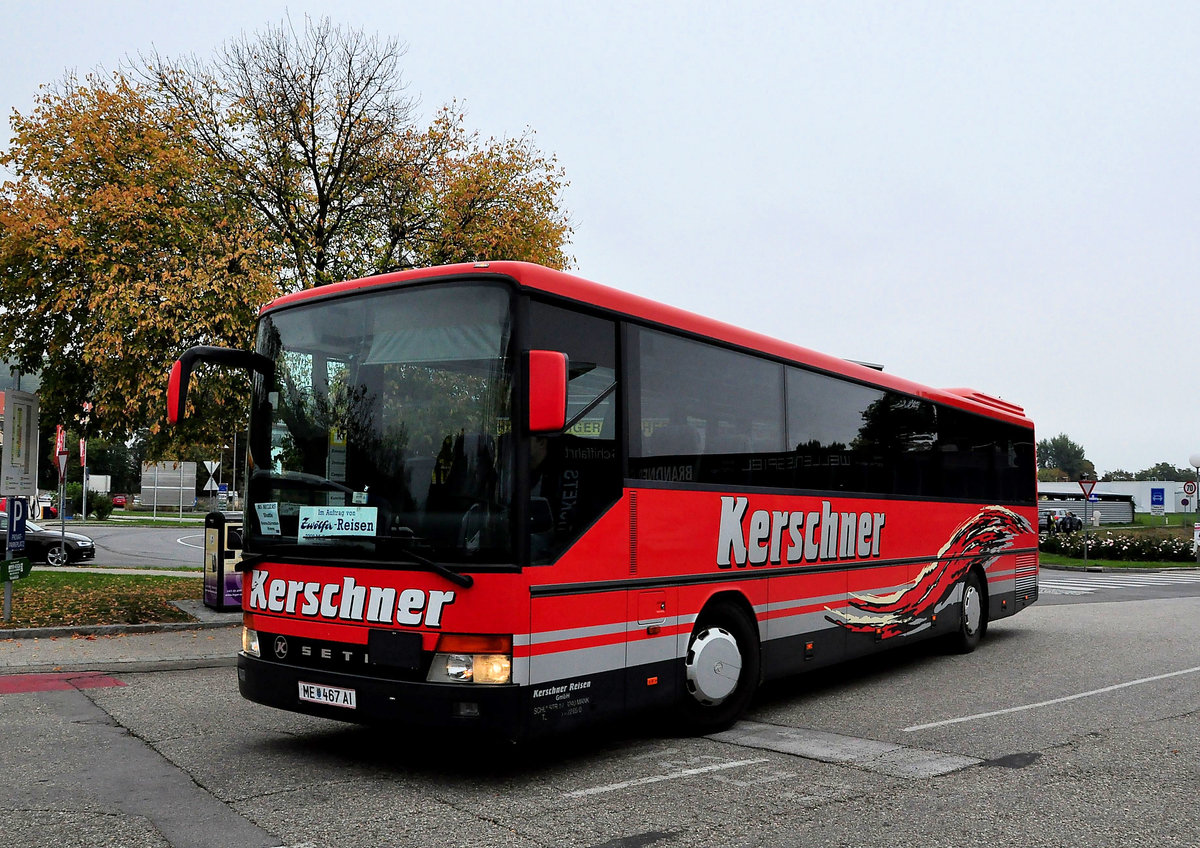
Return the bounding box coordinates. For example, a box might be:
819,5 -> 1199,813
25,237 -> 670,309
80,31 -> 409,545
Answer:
1037,433 -> 1193,483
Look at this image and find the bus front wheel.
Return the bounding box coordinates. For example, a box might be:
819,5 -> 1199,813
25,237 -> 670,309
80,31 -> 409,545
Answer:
680,601 -> 760,733
951,569 -> 987,654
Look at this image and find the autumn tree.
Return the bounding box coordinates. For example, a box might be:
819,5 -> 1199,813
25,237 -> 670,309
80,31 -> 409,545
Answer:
145,17 -> 572,287
0,72 -> 280,449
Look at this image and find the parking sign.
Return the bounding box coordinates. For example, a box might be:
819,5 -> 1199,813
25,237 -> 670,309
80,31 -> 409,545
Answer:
6,496 -> 26,555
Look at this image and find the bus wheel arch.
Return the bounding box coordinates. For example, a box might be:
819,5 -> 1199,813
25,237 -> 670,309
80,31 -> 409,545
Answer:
951,567 -> 988,654
679,593 -> 761,732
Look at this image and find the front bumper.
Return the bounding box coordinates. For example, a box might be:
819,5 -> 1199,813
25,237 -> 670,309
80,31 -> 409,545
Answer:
238,653 -> 524,737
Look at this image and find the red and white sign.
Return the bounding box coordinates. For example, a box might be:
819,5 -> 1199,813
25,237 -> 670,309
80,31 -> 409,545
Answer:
80,438 -> 87,468
1078,479 -> 1096,498
56,450 -> 69,482
1185,481 -> 1197,496
54,425 -> 66,455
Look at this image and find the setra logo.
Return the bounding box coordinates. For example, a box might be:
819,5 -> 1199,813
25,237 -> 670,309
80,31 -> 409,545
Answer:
273,635 -> 288,659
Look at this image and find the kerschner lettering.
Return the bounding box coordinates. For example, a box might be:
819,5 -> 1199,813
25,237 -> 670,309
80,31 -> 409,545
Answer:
248,570 -> 454,627
716,496 -> 886,568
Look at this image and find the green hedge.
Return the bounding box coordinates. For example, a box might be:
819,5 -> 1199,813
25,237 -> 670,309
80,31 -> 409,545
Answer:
1039,531 -> 1195,562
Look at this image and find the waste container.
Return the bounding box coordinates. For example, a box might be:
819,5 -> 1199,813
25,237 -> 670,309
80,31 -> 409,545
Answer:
203,511 -> 243,611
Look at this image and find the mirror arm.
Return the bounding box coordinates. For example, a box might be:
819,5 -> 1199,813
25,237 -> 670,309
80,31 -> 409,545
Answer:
563,381 -> 616,434
169,345 -> 274,424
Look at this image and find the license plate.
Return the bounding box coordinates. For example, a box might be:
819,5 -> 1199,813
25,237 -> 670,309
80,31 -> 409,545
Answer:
298,681 -> 357,709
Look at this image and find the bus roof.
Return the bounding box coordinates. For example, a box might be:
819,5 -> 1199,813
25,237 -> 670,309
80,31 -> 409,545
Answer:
263,261 -> 1033,428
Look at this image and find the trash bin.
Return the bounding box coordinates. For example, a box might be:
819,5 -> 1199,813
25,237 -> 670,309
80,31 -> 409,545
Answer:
204,511 -> 243,611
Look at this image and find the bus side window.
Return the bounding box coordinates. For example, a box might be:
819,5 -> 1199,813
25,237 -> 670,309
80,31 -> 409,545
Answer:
630,328 -> 785,488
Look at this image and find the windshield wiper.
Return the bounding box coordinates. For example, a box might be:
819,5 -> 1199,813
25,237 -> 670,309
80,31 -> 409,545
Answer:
386,545 -> 474,589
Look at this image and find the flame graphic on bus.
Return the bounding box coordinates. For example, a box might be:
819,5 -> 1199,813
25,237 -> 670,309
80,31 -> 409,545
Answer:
825,506 -> 1032,639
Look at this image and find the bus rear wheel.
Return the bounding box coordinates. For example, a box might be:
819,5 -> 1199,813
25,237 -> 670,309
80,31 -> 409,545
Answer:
951,569 -> 987,654
679,601 -> 760,733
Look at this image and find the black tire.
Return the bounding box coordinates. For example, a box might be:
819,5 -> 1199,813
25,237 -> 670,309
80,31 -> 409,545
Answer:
45,545 -> 71,567
679,601 -> 760,733
951,569 -> 987,654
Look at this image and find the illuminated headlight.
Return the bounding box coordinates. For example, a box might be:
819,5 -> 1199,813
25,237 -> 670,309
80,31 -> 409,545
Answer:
78,540 -> 94,548
242,627 -> 260,657
426,634 -> 512,685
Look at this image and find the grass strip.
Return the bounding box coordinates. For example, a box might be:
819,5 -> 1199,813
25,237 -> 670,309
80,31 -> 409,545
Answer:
1,571 -> 201,630
1038,552 -> 1196,570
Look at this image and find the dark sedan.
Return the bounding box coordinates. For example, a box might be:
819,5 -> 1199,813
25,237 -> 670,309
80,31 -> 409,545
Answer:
0,516 -> 96,566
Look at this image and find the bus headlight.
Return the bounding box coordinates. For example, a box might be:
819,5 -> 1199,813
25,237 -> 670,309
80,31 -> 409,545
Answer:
242,627 -> 260,657
426,634 -> 512,685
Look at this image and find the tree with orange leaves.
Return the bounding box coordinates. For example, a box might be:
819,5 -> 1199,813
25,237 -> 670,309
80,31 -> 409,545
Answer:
1,18 -> 574,450
0,72 -> 280,450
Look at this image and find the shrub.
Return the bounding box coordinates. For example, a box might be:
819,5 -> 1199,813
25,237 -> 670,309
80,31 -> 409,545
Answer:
1039,531 -> 1196,562
89,493 -> 114,520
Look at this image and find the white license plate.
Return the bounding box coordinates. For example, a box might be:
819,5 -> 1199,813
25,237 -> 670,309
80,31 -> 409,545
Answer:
298,681 -> 357,709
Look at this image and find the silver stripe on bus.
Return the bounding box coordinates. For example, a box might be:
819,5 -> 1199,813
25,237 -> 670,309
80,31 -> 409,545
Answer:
528,620 -> 628,645
530,642 -> 628,684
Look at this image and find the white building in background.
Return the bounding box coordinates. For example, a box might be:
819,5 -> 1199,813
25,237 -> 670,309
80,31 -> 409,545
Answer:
1038,481 -> 1196,514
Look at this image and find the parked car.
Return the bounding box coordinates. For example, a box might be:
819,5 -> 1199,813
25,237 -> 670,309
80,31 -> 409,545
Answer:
1042,507 -> 1083,532
111,494 -> 127,508
0,515 -> 95,566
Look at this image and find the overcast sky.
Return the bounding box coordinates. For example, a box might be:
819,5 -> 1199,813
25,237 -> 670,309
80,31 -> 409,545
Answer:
3,1 -> 1197,474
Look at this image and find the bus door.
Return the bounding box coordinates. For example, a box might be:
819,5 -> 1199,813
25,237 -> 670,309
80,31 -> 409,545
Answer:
525,301 -> 624,728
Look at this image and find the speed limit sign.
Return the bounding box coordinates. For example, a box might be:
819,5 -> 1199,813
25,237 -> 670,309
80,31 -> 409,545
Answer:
1186,481 -> 1197,496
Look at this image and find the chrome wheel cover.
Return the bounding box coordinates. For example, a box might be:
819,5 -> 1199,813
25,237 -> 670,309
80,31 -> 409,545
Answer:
962,582 -> 982,636
685,626 -> 742,706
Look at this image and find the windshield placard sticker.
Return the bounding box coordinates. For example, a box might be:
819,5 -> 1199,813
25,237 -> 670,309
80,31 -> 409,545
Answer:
298,506 -> 378,543
256,502 -> 282,536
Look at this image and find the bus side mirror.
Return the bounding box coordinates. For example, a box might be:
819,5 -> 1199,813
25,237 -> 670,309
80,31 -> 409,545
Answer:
167,360 -> 186,424
527,350 -> 568,434
167,346 -> 275,425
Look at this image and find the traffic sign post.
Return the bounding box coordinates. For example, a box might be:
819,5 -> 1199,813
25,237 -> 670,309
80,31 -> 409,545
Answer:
203,460 -> 221,509
1,392 -> 39,622
56,450 -> 69,566
1078,480 -> 1096,567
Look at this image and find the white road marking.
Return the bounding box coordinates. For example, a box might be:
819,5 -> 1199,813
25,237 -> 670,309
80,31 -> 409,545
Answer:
710,721 -> 980,777
903,664 -> 1200,732
1039,572 -> 1200,595
177,534 -> 205,550
562,757 -> 769,798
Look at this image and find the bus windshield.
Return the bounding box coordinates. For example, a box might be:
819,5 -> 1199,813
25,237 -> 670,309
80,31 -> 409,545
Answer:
245,283 -> 515,565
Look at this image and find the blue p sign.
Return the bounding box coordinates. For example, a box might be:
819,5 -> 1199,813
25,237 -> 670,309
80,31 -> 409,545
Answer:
6,497 -> 27,555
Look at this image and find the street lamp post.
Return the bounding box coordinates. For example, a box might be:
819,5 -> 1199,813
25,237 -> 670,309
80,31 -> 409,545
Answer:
1190,455 -> 1200,563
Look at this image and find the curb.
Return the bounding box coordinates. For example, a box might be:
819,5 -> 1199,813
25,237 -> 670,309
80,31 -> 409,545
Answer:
1,599 -> 241,640
0,656 -> 240,676
1041,563 -> 1200,574
1,618 -> 240,641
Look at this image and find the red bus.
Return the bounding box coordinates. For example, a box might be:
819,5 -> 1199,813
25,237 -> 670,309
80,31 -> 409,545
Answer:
169,261 -> 1038,738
